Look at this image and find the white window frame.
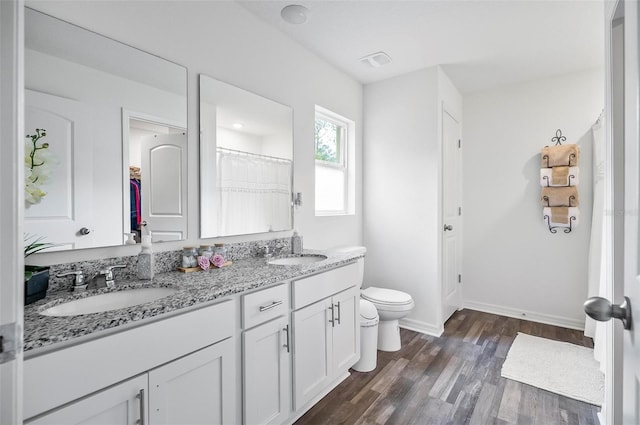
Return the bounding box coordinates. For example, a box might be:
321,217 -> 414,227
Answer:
314,106 -> 354,216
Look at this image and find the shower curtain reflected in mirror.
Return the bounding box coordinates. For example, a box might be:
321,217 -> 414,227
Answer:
217,148 -> 292,236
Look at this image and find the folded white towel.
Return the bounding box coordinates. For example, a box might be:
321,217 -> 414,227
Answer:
543,207 -> 580,227
540,167 -> 580,187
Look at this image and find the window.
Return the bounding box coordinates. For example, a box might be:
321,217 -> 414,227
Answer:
314,106 -> 354,215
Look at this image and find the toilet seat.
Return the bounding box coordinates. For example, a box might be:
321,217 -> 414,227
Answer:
361,287 -> 414,308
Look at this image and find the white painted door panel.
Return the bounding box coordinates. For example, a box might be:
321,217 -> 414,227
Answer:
140,133 -> 187,242
292,298 -> 332,410
619,1 -> 640,422
148,338 -> 235,425
243,316 -> 291,425
0,2 -> 24,422
24,90 -> 93,249
26,375 -> 147,425
331,287 -> 359,373
442,108 -> 462,322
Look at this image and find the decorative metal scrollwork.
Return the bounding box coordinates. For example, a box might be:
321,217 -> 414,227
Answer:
544,214 -> 576,234
542,195 -> 576,208
551,129 -> 566,146
542,173 -> 576,187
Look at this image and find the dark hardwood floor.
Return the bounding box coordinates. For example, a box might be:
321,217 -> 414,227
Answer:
295,309 -> 600,425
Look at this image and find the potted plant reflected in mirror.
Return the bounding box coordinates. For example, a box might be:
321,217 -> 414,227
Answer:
24,234 -> 54,305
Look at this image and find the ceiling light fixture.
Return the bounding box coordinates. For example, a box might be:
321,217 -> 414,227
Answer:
281,4 -> 309,25
360,51 -> 392,68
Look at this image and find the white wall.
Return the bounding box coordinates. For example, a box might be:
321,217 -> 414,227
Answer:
462,68 -> 604,329
25,0 -> 363,264
364,66 -> 462,335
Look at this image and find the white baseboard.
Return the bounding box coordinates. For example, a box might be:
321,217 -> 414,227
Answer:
399,318 -> 444,337
463,300 -> 586,331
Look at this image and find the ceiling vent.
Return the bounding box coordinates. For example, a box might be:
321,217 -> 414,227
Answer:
359,51 -> 392,68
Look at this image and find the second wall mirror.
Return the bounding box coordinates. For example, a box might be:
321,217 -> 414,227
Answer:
199,75 -> 293,238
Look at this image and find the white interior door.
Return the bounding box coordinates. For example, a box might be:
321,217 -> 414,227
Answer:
599,1 -> 640,424
619,1 -> 640,422
24,90 -> 93,249
442,108 -> 462,323
0,1 -> 24,423
140,133 -> 187,242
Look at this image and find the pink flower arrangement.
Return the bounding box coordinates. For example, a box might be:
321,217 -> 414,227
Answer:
198,256 -> 210,271
211,254 -> 225,268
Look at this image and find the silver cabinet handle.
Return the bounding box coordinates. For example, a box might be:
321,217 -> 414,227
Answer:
136,388 -> 145,425
584,296 -> 632,330
335,302 -> 341,325
328,304 -> 335,327
79,227 -> 91,235
283,324 -> 290,353
259,300 -> 283,312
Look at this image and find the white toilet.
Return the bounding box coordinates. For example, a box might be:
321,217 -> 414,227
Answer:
361,286 -> 415,352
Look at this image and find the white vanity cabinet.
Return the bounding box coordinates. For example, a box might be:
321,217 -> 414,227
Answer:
28,339 -> 235,425
24,300 -> 236,424
241,284 -> 291,425
291,263 -> 362,411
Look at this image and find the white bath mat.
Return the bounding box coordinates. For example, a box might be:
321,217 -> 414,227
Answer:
501,332 -> 604,406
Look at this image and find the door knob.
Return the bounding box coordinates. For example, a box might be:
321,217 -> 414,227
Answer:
444,224 -> 453,231
141,220 -> 148,227
79,227 -> 91,235
584,296 -> 632,330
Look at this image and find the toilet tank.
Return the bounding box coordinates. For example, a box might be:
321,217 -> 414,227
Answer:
328,245 -> 366,287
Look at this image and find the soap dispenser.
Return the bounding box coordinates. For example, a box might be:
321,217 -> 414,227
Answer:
291,231 -> 303,255
137,232 -> 154,280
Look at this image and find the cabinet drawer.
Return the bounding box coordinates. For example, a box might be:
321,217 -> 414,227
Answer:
292,261 -> 363,310
242,283 -> 289,329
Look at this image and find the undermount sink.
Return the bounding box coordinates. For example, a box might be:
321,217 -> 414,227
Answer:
268,255 -> 327,266
40,287 -> 177,317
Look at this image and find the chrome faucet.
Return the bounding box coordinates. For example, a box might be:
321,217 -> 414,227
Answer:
91,264 -> 127,288
57,270 -> 88,292
57,264 -> 127,292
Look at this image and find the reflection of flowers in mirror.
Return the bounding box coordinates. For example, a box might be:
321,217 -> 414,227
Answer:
25,128 -> 55,208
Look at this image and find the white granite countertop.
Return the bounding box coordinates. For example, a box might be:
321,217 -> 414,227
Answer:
23,249 -> 365,355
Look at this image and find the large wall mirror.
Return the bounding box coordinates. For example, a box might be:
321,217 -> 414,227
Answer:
199,75 -> 293,238
24,8 -> 188,250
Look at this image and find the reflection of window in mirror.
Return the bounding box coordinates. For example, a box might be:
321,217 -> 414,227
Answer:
314,106 -> 355,216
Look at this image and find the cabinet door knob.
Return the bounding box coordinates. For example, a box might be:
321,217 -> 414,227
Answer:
79,227 -> 91,235
444,224 -> 453,231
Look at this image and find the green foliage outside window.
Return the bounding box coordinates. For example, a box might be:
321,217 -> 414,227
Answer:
315,118 -> 341,163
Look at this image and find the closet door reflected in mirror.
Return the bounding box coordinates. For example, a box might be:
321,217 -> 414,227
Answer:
24,8 -> 188,249
199,75 -> 293,238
